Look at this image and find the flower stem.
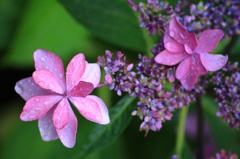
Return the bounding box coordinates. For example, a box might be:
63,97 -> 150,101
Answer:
176,106 -> 189,157
196,97 -> 204,159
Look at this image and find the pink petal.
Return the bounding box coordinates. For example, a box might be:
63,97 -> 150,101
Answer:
200,52 -> 228,71
80,63 -> 101,88
38,107 -> 59,141
195,29 -> 224,53
20,95 -> 63,121
66,53 -> 86,91
176,56 -> 192,80
195,54 -> 207,75
15,77 -> 52,101
69,95 -> 110,125
168,17 -> 197,50
33,70 -> 64,94
154,50 -> 188,66
164,42 -> 184,53
176,55 -> 201,90
179,70 -> 198,91
53,98 -> 69,130
56,105 -> 77,148
68,81 -> 94,97
33,49 -> 65,90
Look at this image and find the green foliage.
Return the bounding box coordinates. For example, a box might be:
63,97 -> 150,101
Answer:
2,0 -> 112,69
202,96 -> 240,156
59,0 -> 151,53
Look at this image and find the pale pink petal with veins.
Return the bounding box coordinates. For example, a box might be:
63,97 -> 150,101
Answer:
20,95 -> 63,121
196,29 -> 224,53
56,105 -> 77,148
53,98 -> 69,130
33,49 -> 65,90
38,107 -> 59,141
32,70 -> 64,94
70,96 -> 110,125
80,63 -> 101,88
200,52 -> 228,72
15,77 -> 52,101
66,53 -> 86,91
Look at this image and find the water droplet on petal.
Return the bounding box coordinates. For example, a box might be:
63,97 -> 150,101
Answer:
40,57 -> 46,62
95,72 -> 100,78
44,101 -> 49,106
38,81 -> 44,87
35,98 -> 40,102
59,73 -> 64,79
180,33 -> 187,39
169,31 -> 175,37
48,83 -> 55,89
15,85 -> 23,94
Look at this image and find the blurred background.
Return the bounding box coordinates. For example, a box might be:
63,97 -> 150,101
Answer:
0,0 -> 240,159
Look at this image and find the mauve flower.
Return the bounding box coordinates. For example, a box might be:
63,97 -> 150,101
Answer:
155,16 -> 228,90
15,49 -> 110,148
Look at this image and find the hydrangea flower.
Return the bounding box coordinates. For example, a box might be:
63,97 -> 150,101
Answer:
14,49 -> 110,148
154,16 -> 228,90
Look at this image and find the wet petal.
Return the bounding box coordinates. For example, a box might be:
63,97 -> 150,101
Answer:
200,52 -> 228,71
155,50 -> 188,66
38,107 -> 59,141
168,17 -> 197,49
15,77 -> 52,101
164,42 -> 184,53
80,63 -> 101,88
33,70 -> 64,94
176,56 -> 192,80
68,81 -> 94,97
20,95 -> 63,121
56,106 -> 77,148
53,98 -> 69,130
195,29 -> 224,53
70,95 -> 110,125
33,49 -> 65,90
195,54 -> 207,75
66,53 -> 86,91
179,70 -> 198,91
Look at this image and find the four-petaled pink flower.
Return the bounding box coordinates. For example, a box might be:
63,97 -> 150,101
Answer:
154,17 -> 228,90
15,49 -> 110,148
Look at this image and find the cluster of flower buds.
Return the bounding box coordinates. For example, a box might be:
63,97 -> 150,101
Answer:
211,62 -> 240,129
98,51 -> 206,133
128,0 -> 240,37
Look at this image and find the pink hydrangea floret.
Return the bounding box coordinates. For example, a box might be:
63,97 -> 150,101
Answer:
15,49 -> 110,148
154,17 -> 228,90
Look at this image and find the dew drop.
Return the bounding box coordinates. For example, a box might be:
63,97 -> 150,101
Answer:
40,57 -> 46,62
180,33 -> 187,39
38,81 -> 44,87
44,101 -> 49,106
95,72 -> 100,78
169,30 -> 175,37
35,98 -> 40,102
48,83 -> 55,89
59,73 -> 64,79
15,85 -> 23,94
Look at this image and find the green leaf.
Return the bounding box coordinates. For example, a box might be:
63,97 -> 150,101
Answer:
2,0 -> 110,69
59,0 -> 151,53
69,95 -> 137,159
202,96 -> 240,155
